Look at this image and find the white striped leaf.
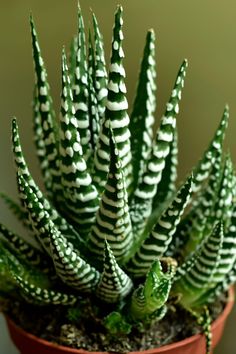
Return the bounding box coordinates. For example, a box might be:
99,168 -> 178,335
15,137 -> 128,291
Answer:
48,221 -> 100,293
152,127 -> 178,211
88,132 -> 133,263
126,175 -> 192,277
198,259 -> 236,306
12,119 -> 84,249
181,151 -> 223,255
211,206 -> 236,284
0,223 -> 53,275
92,12 -> 108,120
129,60 -> 188,240
30,17 -> 60,198
59,50 -> 99,237
13,273 -> 76,306
191,105 -> 229,194
173,222 -> 224,308
96,240 -> 133,303
93,6 -> 132,194
87,30 -> 100,158
71,5 -> 91,162
130,29 -> 156,193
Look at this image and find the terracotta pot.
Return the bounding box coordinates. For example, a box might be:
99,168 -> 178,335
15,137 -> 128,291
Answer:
5,287 -> 234,354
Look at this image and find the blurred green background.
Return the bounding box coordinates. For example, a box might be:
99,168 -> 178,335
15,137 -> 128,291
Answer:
0,0 -> 236,353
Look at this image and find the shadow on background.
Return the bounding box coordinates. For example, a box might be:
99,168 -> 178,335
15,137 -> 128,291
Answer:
0,1 -> 236,353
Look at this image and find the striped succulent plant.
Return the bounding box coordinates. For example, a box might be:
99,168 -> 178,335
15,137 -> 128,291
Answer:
0,4 -> 235,353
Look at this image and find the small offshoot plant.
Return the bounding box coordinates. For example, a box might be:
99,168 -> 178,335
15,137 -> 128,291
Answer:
0,4 -> 235,354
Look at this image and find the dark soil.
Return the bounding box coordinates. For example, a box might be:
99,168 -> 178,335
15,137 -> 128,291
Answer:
0,293 -> 228,353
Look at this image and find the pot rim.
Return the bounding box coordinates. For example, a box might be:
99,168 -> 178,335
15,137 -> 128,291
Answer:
5,287 -> 234,354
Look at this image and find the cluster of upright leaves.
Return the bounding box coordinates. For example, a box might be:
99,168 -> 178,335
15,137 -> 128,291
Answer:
1,5 -> 236,352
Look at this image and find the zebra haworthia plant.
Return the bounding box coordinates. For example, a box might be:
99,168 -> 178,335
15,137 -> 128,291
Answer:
0,4 -> 235,353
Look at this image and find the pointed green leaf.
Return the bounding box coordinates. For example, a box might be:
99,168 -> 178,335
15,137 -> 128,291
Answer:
71,6 -> 91,162
12,119 -> 84,249
0,242 -> 55,302
130,29 -> 156,192
127,176 -> 192,277
129,260 -> 174,321
146,128 -> 178,240
0,242 -> 75,306
129,60 -> 188,239
173,107 -> 229,259
198,260 -> 236,306
12,273 -> 76,306
96,240 -> 133,303
211,154 -> 234,230
182,153 -> 233,256
152,127 -> 178,210
30,16 -> 60,197
32,86 -> 51,196
59,50 -> 99,236
212,207 -> 236,283
92,12 -> 108,119
48,220 -> 100,293
69,35 -> 78,86
191,105 -> 229,194
16,173 -> 54,255
93,6 -> 132,194
88,30 -> 100,156
0,223 -> 52,273
88,132 -> 133,263
181,151 -> 223,255
173,222 -> 224,308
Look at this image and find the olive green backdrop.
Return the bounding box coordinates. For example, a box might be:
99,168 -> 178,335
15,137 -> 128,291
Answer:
0,1 -> 236,353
